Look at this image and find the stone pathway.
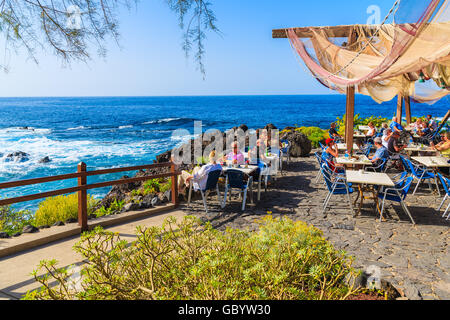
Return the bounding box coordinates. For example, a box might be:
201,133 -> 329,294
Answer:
180,151 -> 450,300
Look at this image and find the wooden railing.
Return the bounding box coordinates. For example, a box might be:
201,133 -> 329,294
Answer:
0,162 -> 180,231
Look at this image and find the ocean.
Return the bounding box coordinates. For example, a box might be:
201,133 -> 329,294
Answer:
0,95 -> 448,211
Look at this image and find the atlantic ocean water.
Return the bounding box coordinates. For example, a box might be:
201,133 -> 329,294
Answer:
0,95 -> 448,211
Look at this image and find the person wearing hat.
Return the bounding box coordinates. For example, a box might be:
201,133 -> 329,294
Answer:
369,137 -> 389,165
321,138 -> 343,171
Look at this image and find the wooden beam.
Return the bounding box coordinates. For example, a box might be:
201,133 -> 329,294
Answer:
397,95 -> 403,125
404,96 -> 412,125
272,24 -> 378,39
345,86 -> 355,154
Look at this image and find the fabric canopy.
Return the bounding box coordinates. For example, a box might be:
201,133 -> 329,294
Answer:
287,0 -> 450,104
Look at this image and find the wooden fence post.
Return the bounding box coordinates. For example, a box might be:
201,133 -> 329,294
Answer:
171,162 -> 179,207
78,162 -> 88,232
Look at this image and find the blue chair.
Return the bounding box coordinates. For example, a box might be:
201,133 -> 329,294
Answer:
320,163 -> 354,216
366,159 -> 387,173
222,169 -> 253,211
378,176 -> 415,224
187,169 -> 223,215
319,142 -> 326,151
253,160 -> 270,201
399,155 -> 413,175
437,173 -> 450,220
280,139 -> 291,164
404,158 -> 439,196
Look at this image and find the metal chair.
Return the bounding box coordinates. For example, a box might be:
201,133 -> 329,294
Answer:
404,157 -> 439,196
320,163 -> 354,216
366,159 -> 387,173
222,169 -> 253,211
280,139 -> 291,165
437,173 -> 450,220
377,176 -> 415,224
187,169 -> 223,215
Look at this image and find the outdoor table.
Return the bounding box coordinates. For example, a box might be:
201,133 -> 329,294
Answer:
358,125 -> 370,131
411,156 -> 450,196
404,145 -> 438,156
353,133 -> 366,139
336,155 -> 372,169
346,170 -> 395,219
337,143 -> 360,152
411,156 -> 450,168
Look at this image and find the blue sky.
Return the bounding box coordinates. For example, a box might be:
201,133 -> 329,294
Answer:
0,0 -> 397,97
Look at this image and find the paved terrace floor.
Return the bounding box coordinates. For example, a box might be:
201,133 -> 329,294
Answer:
181,151 -> 450,300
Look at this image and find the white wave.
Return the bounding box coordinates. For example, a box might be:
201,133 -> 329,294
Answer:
67,126 -> 89,131
0,134 -> 156,178
118,125 -> 133,129
143,118 -> 182,125
0,127 -> 52,137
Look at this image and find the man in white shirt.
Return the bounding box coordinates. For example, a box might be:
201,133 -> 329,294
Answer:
182,151 -> 222,192
382,128 -> 392,149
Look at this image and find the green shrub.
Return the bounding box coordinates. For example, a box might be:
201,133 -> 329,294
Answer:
335,114 -> 390,136
25,216 -> 360,300
94,199 -> 125,218
34,193 -> 97,227
0,205 -> 33,235
142,178 -> 171,196
295,127 -> 328,148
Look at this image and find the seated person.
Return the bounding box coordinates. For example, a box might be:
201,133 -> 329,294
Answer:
427,114 -> 438,132
418,121 -> 431,137
329,123 -> 342,141
430,132 -> 450,158
321,138 -> 343,171
225,141 -> 245,165
365,122 -> 377,141
380,123 -> 389,136
382,128 -> 392,149
390,117 -> 404,133
369,137 -> 389,166
179,151 -> 222,192
412,118 -> 425,133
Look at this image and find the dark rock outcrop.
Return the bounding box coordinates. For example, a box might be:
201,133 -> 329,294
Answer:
5,151 -> 30,163
65,218 -> 78,224
38,156 -> 51,164
280,129 -> 312,157
52,221 -> 65,227
22,225 -> 39,234
0,232 -> 10,239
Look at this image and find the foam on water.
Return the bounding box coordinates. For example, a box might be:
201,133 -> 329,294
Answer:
0,127 -> 162,179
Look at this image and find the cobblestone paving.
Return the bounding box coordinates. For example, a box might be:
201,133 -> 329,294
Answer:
180,152 -> 450,300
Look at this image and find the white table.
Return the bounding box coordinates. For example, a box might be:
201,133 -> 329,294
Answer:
346,171 -> 395,187
337,143 -> 360,152
346,170 -> 395,219
404,145 -> 438,155
336,155 -> 372,168
222,164 -> 258,175
411,156 -> 450,168
410,157 -> 449,197
359,125 -> 371,131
